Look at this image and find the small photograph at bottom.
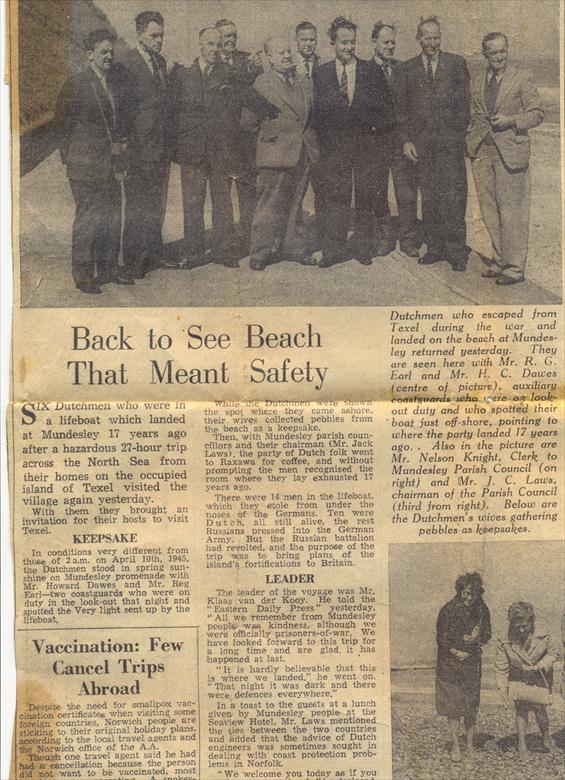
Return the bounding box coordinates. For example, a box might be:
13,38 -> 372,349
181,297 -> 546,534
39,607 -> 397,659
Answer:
388,541 -> 564,779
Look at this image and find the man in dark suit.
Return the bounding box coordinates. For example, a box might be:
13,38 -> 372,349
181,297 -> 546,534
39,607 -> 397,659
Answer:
396,16 -> 470,271
169,27 -> 242,267
120,11 -> 169,279
242,36 -> 319,270
313,16 -> 394,267
371,21 -> 420,257
54,29 -> 131,294
215,19 -> 263,255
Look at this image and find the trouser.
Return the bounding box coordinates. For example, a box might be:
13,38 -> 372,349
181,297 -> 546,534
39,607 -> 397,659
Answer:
123,160 -> 169,272
315,143 -> 390,258
68,176 -> 121,286
379,153 -> 420,247
180,161 -> 237,258
417,148 -> 468,262
250,153 -> 311,264
234,131 -> 258,249
471,143 -> 531,280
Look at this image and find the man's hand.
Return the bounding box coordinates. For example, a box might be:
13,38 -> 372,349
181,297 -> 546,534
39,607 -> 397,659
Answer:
499,688 -> 511,708
452,649 -> 470,662
490,114 -> 515,131
464,625 -> 480,643
403,142 -> 418,163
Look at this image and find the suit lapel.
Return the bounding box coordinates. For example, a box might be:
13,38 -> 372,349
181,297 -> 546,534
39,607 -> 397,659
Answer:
267,69 -> 302,117
494,65 -> 517,114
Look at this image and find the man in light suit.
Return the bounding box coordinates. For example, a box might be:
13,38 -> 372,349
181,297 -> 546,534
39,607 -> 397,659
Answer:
54,30 -> 130,294
466,33 -> 544,285
121,11 -> 170,279
396,17 -> 470,271
371,21 -> 420,257
313,16 -> 394,267
243,37 -> 319,270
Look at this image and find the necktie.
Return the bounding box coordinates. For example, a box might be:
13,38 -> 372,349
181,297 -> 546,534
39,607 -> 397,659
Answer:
426,55 -> 434,85
485,73 -> 500,117
339,63 -> 348,105
304,60 -> 311,78
384,62 -> 392,83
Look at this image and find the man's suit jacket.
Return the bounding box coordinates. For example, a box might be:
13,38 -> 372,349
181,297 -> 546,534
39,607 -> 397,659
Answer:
295,52 -> 321,78
396,51 -> 470,154
54,65 -> 128,182
120,48 -> 169,163
169,60 -> 242,173
312,57 -> 393,160
242,68 -> 319,169
466,65 -> 544,170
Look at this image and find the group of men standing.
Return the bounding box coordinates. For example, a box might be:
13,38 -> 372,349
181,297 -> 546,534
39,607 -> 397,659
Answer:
53,12 -> 543,294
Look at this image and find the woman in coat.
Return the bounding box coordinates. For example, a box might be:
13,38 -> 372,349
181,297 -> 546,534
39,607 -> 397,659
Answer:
496,601 -> 559,756
436,572 -> 492,763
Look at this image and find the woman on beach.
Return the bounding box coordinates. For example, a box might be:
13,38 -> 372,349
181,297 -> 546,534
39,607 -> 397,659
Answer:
435,572 -> 492,763
496,601 -> 559,756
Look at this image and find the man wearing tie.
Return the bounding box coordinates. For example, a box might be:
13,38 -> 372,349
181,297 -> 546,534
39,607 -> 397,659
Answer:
295,21 -> 320,78
242,37 -> 319,270
121,11 -> 170,279
313,16 -> 393,267
54,30 -> 130,294
371,21 -> 420,258
466,33 -> 543,285
169,28 -> 242,268
396,17 -> 470,271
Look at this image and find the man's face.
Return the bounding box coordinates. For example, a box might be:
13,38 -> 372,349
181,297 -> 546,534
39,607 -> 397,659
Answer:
373,27 -> 396,61
418,22 -> 441,57
139,21 -> 164,54
218,23 -> 237,53
267,39 -> 293,73
296,28 -> 317,60
200,30 -> 221,65
88,39 -> 114,74
484,37 -> 508,73
334,27 -> 356,64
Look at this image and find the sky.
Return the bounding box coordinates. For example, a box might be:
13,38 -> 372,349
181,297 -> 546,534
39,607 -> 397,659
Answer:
94,0 -> 561,68
389,540 -> 564,668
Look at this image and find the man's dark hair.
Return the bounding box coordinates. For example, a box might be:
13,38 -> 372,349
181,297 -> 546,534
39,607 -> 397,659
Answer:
135,11 -> 164,34
416,15 -> 440,38
215,18 -> 236,29
84,29 -> 116,51
295,21 -> 317,36
371,20 -> 396,40
328,16 -> 357,44
482,31 -> 508,53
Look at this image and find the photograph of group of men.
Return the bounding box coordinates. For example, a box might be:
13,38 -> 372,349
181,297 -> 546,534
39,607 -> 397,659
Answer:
50,8 -> 545,295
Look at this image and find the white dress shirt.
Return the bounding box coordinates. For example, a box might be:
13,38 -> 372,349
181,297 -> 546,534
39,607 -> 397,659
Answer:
421,51 -> 439,77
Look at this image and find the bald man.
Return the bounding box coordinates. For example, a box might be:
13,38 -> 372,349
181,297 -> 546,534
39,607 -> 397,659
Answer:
242,37 -> 319,270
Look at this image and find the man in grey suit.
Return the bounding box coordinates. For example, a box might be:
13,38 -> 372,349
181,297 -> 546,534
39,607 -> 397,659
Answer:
243,37 -> 319,270
466,33 -> 544,285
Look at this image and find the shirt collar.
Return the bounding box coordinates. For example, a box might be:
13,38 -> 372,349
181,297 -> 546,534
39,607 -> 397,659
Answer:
89,62 -> 108,83
373,55 -> 390,69
487,67 -> 506,83
198,57 -> 212,74
274,67 -> 295,83
422,51 -> 440,64
136,43 -> 153,64
336,57 -> 356,70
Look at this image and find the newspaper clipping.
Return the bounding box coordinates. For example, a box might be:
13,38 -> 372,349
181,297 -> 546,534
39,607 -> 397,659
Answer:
6,1 -> 564,779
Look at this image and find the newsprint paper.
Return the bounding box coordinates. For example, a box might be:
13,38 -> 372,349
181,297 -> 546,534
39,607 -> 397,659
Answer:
4,1 -> 565,779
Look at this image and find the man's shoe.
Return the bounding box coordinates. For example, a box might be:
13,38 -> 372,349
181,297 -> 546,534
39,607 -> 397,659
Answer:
249,258 -> 269,271
319,253 -> 338,268
481,268 -> 501,279
375,239 -> 396,257
160,258 -> 186,270
400,243 -> 421,258
76,280 -> 102,295
496,275 -> 524,286
111,273 -> 135,285
356,254 -> 373,266
451,257 -> 468,272
418,252 -> 443,265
